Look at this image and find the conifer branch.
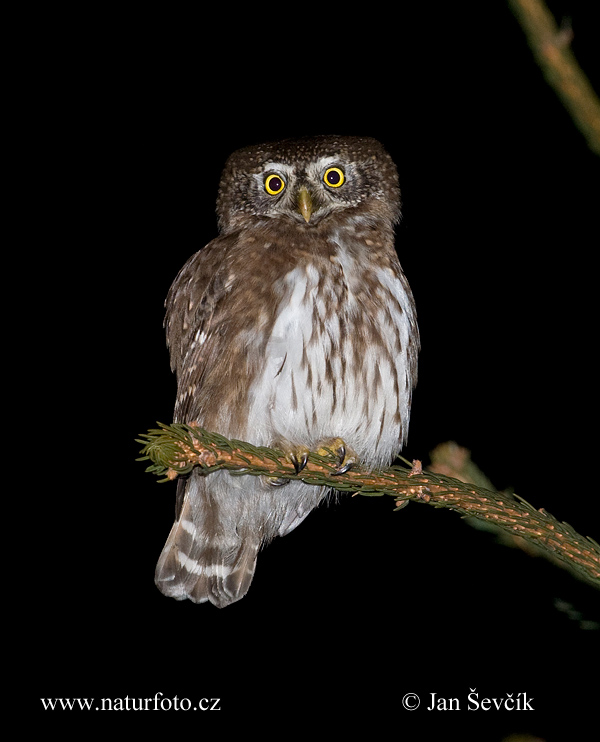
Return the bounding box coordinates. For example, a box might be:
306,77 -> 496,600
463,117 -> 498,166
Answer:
137,423 -> 600,587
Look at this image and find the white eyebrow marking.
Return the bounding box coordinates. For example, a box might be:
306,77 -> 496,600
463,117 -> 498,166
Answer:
315,156 -> 339,169
261,162 -> 295,175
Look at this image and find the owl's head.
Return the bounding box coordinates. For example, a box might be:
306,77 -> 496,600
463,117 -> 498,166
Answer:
216,135 -> 400,233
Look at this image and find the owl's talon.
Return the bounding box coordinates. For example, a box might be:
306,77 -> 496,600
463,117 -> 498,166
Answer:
264,476 -> 290,487
289,450 -> 309,474
332,460 -> 355,476
317,438 -> 357,476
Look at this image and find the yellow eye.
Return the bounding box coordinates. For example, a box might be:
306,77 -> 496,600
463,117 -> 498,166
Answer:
264,173 -> 286,195
323,167 -> 345,188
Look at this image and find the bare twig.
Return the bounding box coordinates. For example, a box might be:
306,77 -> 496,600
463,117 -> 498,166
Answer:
508,0 -> 600,155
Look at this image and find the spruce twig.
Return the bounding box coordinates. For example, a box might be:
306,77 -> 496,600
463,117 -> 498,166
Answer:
137,423 -> 600,587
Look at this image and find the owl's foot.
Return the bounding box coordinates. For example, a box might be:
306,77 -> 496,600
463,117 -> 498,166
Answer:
317,438 -> 357,475
282,440 -> 356,476
264,445 -> 310,487
263,440 -> 355,486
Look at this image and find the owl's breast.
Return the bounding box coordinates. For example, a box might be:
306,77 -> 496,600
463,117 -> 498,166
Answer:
246,252 -> 416,467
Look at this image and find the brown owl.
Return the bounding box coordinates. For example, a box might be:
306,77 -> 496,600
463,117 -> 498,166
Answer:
155,135 -> 419,607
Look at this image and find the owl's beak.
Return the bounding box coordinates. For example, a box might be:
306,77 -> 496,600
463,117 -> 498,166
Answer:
297,187 -> 313,223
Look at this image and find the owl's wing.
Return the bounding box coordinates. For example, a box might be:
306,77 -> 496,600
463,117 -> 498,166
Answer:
164,235 -> 236,423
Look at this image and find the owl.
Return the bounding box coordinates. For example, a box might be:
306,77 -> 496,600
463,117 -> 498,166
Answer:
155,135 -> 419,607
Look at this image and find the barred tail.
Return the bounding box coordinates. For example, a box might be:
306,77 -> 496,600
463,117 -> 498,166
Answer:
155,474 -> 259,608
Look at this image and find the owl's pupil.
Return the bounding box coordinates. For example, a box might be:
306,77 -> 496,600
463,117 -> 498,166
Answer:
327,171 -> 340,185
269,176 -> 282,191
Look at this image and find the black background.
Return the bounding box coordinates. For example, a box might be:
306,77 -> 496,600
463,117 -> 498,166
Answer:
30,2 -> 598,738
